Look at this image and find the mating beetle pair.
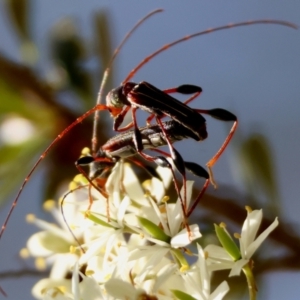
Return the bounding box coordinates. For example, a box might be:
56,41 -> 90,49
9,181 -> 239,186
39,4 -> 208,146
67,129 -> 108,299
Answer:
0,9 -> 296,240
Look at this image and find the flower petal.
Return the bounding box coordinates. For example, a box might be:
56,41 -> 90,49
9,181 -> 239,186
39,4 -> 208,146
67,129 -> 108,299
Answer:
171,224 -> 201,248
122,163 -> 147,204
209,281 -> 230,300
245,217 -> 279,259
240,209 -> 262,255
229,259 -> 249,277
105,278 -> 139,299
79,276 -> 104,299
32,278 -> 72,300
27,231 -> 70,256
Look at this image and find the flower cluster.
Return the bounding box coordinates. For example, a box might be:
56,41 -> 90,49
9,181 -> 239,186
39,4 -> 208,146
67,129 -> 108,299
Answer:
21,162 -> 278,300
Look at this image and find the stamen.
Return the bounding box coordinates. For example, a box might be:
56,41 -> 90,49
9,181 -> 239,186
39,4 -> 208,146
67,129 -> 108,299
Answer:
43,200 -> 56,211
245,206 -> 253,213
219,222 -> 226,228
26,214 -> 36,223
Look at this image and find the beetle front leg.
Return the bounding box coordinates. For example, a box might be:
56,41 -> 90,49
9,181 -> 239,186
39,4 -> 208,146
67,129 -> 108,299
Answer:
113,106 -> 134,132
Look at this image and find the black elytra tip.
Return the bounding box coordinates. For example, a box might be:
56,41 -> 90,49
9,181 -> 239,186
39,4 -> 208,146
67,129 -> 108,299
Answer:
184,161 -> 209,179
208,108 -> 237,121
76,156 -> 95,166
177,84 -> 202,94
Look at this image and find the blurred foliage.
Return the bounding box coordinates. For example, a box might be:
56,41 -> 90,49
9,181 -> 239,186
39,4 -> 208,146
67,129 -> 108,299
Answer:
0,2 -> 299,299
237,133 -> 280,213
6,0 -> 30,40
0,1 -> 111,204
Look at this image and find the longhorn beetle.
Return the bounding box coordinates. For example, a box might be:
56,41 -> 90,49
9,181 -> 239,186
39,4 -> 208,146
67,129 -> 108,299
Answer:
0,11 -> 296,241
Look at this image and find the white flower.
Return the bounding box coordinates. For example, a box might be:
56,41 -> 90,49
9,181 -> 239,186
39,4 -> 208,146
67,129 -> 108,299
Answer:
24,175 -> 101,259
23,155 -> 275,300
78,163 -> 138,266
205,207 -> 279,276
128,180 -> 201,248
105,261 -> 181,299
175,244 -> 229,300
33,263 -> 105,300
23,200 -> 85,277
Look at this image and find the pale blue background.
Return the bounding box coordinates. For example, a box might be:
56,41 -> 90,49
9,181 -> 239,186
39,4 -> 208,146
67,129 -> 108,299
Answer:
0,1 -> 299,299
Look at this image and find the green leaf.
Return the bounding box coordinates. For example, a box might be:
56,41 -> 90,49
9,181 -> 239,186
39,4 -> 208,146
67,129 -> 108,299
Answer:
172,289 -> 197,300
214,224 -> 241,261
171,248 -> 189,270
86,212 -> 115,228
138,216 -> 171,243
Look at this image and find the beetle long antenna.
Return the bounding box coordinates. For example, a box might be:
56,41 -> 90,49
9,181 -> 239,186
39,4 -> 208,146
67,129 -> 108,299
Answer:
92,9 -> 163,153
123,19 -> 297,83
60,184 -> 90,254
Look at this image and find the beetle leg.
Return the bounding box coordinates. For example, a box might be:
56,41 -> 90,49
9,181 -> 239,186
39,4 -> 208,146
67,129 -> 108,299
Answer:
195,108 -> 238,188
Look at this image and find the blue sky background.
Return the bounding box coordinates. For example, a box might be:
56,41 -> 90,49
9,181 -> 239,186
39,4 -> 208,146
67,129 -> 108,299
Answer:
0,1 -> 299,299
